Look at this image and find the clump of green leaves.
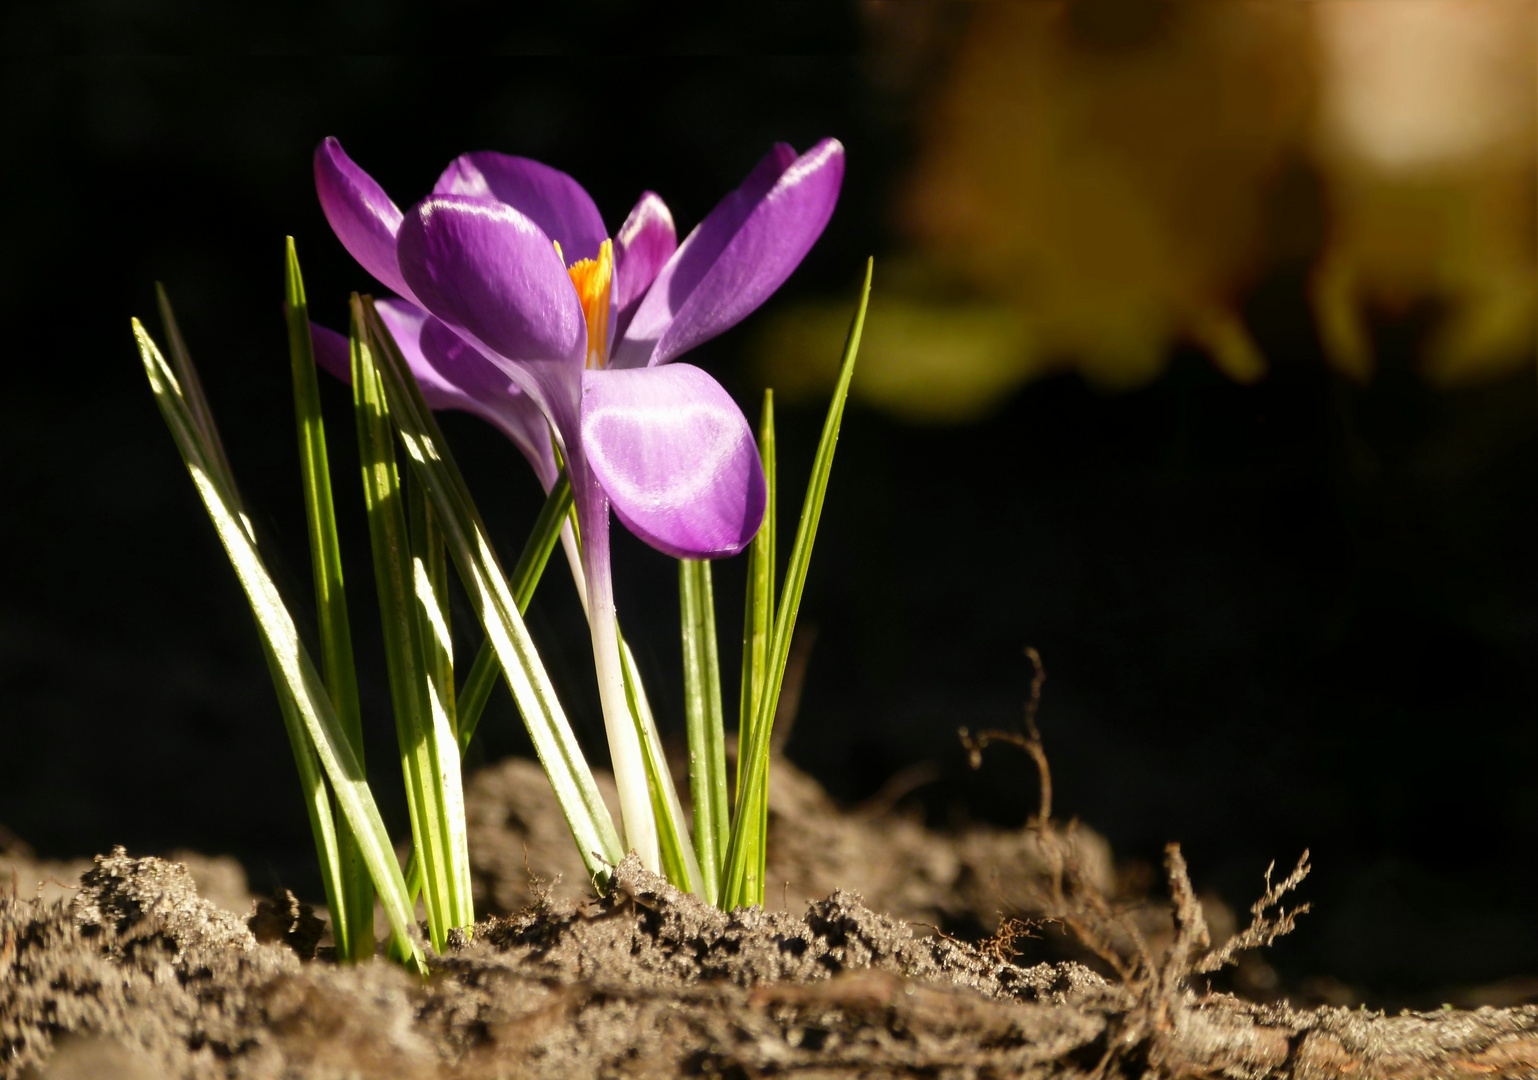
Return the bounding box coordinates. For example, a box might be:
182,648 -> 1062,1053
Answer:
133,243 -> 869,966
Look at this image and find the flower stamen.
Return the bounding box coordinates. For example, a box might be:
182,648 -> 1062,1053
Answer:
566,239 -> 613,369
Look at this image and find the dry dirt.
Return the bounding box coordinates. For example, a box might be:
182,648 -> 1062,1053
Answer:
5,756 -> 1538,1078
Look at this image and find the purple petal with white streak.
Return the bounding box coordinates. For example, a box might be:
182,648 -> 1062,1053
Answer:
612,143 -> 795,367
483,354 -> 584,469
374,299 -> 476,413
397,194 -> 587,371
308,300 -> 558,490
314,138 -> 417,303
434,152 -> 607,265
580,363 -> 765,559
610,192 -> 677,351
648,139 -> 844,368
415,316 -> 560,489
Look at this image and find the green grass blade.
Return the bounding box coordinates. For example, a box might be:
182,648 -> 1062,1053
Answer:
155,284 -> 242,509
360,298 -> 623,884
409,476 -> 457,742
736,392 -> 777,794
262,645 -> 349,936
750,393 -> 778,901
722,258 -> 872,910
158,283 -> 355,952
456,471 -> 573,754
680,558 -> 728,903
733,390 -> 776,906
510,474 -> 575,606
349,297 -> 471,950
403,472 -> 575,909
452,644 -> 499,757
618,633 -> 703,894
408,471 -> 475,930
284,238 -> 373,962
134,317 -> 422,970
154,285 -> 263,557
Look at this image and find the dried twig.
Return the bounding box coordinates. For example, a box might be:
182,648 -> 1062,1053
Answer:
1162,843 -> 1211,991
1195,851 -> 1311,974
1045,824 -> 1149,986
960,649 -> 1148,986
957,646 -> 1320,1077
978,914 -> 1040,965
959,645 -> 1051,822
523,842 -> 559,909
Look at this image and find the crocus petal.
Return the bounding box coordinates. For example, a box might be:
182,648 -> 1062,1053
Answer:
308,300 -> 559,490
484,354 -> 585,467
653,139 -> 843,367
416,316 -> 561,490
614,141 -> 843,368
312,296 -> 492,414
611,192 -> 677,349
434,152 -> 607,265
314,137 -> 417,303
612,143 -> 795,367
398,194 -> 587,370
374,298 -> 476,413
309,320 -> 352,386
580,363 -> 765,559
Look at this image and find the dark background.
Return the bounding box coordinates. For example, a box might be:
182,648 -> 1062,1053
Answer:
5,21 -> 1537,1005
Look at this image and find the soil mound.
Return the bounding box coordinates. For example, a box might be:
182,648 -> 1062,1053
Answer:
8,755 -> 1538,1077
7,847 -> 1538,1078
467,754 -> 1119,928
2,847 -> 1118,1078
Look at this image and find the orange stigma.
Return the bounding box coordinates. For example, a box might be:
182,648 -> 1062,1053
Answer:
565,238 -> 613,368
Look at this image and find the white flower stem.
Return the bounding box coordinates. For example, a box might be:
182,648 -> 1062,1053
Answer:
577,478 -> 660,872
559,518 -> 590,617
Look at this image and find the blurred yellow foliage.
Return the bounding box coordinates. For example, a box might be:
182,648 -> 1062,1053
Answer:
758,0 -> 1536,423
1311,0 -> 1536,386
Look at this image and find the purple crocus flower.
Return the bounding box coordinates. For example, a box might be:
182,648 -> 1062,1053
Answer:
312,136 -> 844,870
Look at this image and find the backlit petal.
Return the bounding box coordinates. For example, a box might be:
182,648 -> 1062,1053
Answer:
612,143 -> 796,367
306,302 -> 456,406
313,137 -> 416,303
648,139 -> 844,367
434,152 -> 607,264
485,355 -> 584,467
611,192 -> 677,352
375,299 -> 477,413
416,316 -> 561,489
397,194 -> 587,370
309,320 -> 352,386
310,301 -> 560,490
580,364 -> 765,559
